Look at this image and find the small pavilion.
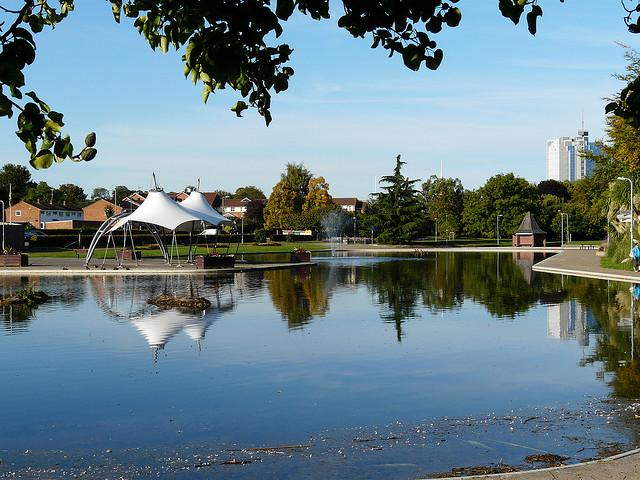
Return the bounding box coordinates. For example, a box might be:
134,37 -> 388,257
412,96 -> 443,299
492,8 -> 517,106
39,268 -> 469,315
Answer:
512,212 -> 547,247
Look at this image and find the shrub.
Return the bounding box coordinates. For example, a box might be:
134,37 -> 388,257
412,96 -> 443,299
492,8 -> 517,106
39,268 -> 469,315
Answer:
254,228 -> 267,243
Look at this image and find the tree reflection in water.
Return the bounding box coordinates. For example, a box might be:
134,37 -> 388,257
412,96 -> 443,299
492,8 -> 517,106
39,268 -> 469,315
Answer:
265,266 -> 336,329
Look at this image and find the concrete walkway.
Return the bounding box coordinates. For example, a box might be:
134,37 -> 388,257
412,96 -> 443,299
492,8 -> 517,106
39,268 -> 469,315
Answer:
532,248 -> 640,283
427,448 -> 640,479
0,256 -> 315,276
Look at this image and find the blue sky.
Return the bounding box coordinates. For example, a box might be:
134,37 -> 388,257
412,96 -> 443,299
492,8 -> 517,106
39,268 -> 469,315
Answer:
1,1 -> 639,198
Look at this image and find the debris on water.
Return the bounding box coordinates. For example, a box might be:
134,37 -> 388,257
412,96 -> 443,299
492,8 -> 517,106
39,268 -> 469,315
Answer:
524,453 -> 569,465
221,458 -> 254,465
245,445 -> 309,452
147,294 -> 211,309
430,464 -> 520,478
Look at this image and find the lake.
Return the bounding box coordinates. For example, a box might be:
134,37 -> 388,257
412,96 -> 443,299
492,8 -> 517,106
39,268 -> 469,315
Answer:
1,252 -> 639,479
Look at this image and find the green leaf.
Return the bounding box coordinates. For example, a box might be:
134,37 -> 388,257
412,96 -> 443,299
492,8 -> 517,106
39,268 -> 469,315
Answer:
0,94 -> 13,118
54,138 -> 66,159
48,111 -> 64,126
111,0 -> 122,22
202,87 -> 211,103
526,5 -> 543,36
425,49 -> 444,70
402,45 -> 422,71
160,35 -> 169,53
230,101 -> 248,117
276,0 -> 295,20
444,7 -> 462,27
31,150 -> 54,169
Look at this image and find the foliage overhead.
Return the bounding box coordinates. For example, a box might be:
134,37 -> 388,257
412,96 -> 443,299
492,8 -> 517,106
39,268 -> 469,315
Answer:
6,0 -> 640,168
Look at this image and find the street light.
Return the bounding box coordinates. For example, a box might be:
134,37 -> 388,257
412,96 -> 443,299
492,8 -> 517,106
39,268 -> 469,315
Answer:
434,217 -> 438,242
496,214 -> 503,246
558,211 -> 565,247
618,176 -> 634,252
1,200 -> 5,252
565,213 -> 570,244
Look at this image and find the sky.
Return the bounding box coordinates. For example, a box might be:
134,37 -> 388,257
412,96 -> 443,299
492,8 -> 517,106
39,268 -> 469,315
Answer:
1,1 -> 640,199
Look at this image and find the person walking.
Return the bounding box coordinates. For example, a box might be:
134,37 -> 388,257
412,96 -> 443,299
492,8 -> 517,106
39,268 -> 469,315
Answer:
632,240 -> 640,272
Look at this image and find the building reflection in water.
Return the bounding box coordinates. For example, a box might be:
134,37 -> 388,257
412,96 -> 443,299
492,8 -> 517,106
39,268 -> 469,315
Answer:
88,275 -> 235,361
547,300 -> 597,347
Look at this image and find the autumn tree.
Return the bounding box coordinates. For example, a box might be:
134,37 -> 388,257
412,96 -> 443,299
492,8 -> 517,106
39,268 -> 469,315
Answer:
303,176 -> 333,212
281,163 -> 312,211
264,180 -> 297,230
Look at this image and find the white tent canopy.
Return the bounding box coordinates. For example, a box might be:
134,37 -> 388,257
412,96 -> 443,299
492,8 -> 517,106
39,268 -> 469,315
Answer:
109,190 -> 202,232
180,190 -> 229,227
85,187 -> 233,265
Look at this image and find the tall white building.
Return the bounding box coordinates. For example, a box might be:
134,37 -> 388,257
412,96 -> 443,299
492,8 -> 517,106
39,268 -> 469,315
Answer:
546,130 -> 600,182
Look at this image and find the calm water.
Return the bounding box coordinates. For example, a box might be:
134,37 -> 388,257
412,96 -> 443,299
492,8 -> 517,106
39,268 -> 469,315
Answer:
1,252 -> 640,479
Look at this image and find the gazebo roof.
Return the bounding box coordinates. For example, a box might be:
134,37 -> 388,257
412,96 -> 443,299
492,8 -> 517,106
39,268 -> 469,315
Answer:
515,211 -> 546,235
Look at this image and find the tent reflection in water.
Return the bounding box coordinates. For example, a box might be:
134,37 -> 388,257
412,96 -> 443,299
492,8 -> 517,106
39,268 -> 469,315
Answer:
85,186 -> 230,266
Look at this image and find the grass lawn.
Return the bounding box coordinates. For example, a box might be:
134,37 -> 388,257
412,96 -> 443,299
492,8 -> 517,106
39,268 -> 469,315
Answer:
600,255 -> 635,271
28,241 -> 332,258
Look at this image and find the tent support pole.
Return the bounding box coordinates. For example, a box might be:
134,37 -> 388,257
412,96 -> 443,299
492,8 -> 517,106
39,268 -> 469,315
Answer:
129,223 -> 139,266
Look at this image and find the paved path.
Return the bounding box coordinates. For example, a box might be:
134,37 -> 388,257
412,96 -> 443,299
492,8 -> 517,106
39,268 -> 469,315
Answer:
0,256 -> 315,276
532,248 -> 640,283
427,448 -> 640,479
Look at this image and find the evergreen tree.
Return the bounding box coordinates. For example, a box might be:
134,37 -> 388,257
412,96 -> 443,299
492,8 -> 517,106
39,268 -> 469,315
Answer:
374,155 -> 424,244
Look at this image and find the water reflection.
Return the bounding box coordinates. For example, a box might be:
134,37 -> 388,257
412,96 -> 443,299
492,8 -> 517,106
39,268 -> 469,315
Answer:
88,275 -> 236,359
4,254 -> 640,475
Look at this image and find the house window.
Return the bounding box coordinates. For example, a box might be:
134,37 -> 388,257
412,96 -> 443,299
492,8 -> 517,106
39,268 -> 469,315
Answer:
15,210 -> 21,217
65,212 -> 71,217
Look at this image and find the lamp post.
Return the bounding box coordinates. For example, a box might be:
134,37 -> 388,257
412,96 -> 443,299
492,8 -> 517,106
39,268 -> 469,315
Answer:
496,214 -> 503,246
565,213 -> 570,244
241,216 -> 244,244
1,200 -> 5,252
558,211 -> 564,247
618,176 -> 634,252
434,218 -> 438,243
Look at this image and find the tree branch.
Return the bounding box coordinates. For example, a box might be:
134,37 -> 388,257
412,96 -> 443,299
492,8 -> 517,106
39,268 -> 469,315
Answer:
0,0 -> 33,43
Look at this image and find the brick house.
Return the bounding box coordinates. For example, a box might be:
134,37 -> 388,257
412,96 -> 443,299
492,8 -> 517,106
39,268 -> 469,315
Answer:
82,199 -> 124,222
332,198 -> 365,214
6,201 -> 83,229
221,197 -> 267,218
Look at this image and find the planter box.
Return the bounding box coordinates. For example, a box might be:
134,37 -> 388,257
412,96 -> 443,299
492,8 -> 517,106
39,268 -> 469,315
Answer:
0,254 -> 28,267
290,251 -> 311,263
116,250 -> 142,261
195,255 -> 235,269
